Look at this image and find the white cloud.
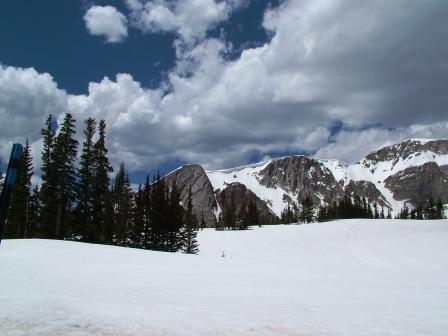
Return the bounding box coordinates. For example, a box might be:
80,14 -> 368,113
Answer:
127,0 -> 235,45
2,0 -> 448,175
314,122 -> 448,163
83,6 -> 128,43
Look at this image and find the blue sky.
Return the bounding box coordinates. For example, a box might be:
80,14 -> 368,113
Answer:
0,0 -> 273,95
1,0 -> 447,184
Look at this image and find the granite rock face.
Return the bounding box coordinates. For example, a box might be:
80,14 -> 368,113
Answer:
164,164 -> 217,227
384,162 -> 448,206
258,156 -> 344,205
216,182 -> 278,224
365,140 -> 448,166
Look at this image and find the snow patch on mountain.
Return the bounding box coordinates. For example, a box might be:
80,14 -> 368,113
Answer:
205,139 -> 448,216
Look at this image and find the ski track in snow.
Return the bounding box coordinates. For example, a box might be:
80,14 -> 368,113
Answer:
1,219 -> 448,335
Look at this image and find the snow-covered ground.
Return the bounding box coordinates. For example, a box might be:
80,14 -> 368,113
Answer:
1,219 -> 448,335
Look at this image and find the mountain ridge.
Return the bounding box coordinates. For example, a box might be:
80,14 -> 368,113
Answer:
165,138 -> 448,226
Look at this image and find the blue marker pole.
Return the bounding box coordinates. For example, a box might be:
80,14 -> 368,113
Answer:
0,143 -> 23,245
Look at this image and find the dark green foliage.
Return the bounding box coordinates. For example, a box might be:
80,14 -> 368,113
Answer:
39,114 -> 57,238
182,187 -> 199,254
51,113 -> 79,239
76,118 -> 96,242
299,195 -> 314,223
167,181 -> 184,252
398,196 -> 445,220
281,202 -> 296,224
316,194 -> 389,222
92,120 -> 113,243
3,114 -> 199,253
149,172 -> 167,250
6,139 -> 34,238
112,162 -> 134,246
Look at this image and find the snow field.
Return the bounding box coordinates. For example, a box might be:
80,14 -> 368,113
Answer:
1,219 -> 448,335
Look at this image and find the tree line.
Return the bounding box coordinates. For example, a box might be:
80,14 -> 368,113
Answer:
395,196 -> 444,220
280,193 -> 445,224
3,114 -> 199,254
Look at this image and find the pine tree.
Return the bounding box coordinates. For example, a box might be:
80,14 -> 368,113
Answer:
142,176 -> 152,249
182,187 -> 199,254
133,185 -> 145,248
299,195 -> 314,223
235,204 -> 247,230
281,203 -> 295,224
436,199 -> 444,219
373,203 -> 379,219
112,163 -> 134,246
39,115 -> 57,238
92,120 -> 113,243
166,181 -> 183,251
6,139 -> 34,238
76,118 -> 97,242
386,209 -> 392,219
52,113 -> 78,239
149,173 -> 167,250
28,185 -> 40,238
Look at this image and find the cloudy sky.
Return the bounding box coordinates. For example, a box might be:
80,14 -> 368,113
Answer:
1,0 -> 447,181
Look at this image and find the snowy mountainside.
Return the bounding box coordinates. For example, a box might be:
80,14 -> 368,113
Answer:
163,139 -> 448,226
1,219 -> 448,335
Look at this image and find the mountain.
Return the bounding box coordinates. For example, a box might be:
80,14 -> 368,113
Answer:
165,139 -> 448,226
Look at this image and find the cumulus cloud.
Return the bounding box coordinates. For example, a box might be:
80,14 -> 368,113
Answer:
83,6 -> 128,43
127,0 -> 240,45
2,0 -> 448,175
0,65 -> 67,170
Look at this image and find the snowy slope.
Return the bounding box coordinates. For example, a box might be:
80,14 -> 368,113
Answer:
207,160 -> 295,216
1,219 -> 448,336
206,139 -> 448,216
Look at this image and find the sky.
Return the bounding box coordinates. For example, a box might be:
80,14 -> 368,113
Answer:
1,0 -> 448,182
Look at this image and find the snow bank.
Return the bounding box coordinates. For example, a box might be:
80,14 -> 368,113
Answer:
1,219 -> 448,335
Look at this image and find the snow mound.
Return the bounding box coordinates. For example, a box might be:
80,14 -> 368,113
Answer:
1,219 -> 448,335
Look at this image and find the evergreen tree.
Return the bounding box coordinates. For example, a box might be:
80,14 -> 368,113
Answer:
299,195 -> 314,223
6,139 -> 34,238
373,203 -> 379,219
92,120 -> 113,243
39,114 -> 57,237
141,176 -> 152,249
386,209 -> 392,219
51,113 -> 78,239
76,118 -> 97,241
380,206 -> 385,219
398,205 -> 409,219
435,199 -> 444,219
235,204 -> 248,230
167,181 -> 184,251
150,173 -> 167,250
112,162 -> 134,246
27,185 -> 41,238
181,187 -> 199,254
281,203 -> 295,224
133,185 -> 145,248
